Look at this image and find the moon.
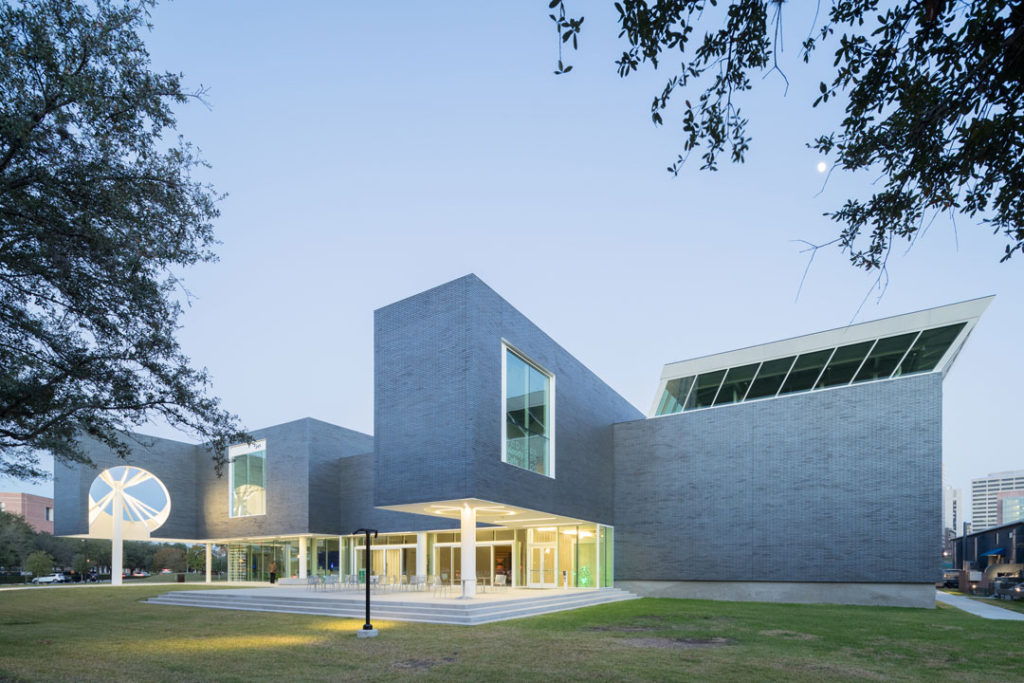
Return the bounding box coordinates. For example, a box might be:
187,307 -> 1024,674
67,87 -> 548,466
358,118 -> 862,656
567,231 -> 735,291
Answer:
816,161 -> 828,174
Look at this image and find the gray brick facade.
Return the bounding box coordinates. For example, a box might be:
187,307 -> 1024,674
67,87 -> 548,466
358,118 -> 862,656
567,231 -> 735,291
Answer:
52,274 -> 961,606
373,274 -> 643,524
54,433 -> 202,539
612,373 -> 943,583
55,418 -> 373,540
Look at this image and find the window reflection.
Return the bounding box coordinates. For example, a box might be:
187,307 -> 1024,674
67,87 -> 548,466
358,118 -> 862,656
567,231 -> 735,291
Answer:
505,349 -> 552,476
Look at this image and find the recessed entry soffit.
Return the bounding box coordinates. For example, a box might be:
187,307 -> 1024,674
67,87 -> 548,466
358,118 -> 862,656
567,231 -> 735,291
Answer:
377,498 -> 589,528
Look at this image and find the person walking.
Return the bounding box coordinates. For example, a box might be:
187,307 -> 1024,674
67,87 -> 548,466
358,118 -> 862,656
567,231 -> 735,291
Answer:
269,561 -> 278,584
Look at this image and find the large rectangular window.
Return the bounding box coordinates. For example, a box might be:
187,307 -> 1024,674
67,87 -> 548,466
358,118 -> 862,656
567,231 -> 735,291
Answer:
504,346 -> 553,477
229,439 -> 266,517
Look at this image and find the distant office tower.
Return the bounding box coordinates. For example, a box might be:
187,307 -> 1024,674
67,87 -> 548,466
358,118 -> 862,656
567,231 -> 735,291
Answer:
942,484 -> 962,536
971,470 -> 1024,530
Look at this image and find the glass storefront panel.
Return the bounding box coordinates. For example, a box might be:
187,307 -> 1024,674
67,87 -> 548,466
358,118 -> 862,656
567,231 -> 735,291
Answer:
385,548 -> 402,580
476,545 -> 490,583
226,539 -> 296,582
577,525 -> 598,588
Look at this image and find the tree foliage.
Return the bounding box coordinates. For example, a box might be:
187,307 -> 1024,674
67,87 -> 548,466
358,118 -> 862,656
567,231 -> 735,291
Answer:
551,0 -> 1024,269
0,0 -> 247,479
24,548 -> 54,576
0,510 -> 35,567
152,544 -> 185,573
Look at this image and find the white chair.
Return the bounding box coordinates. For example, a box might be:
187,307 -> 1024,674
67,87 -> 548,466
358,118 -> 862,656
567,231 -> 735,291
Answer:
306,575 -> 319,591
325,574 -> 339,591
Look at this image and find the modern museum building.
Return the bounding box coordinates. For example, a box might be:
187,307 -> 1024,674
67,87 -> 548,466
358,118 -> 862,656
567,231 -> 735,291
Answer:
54,275 -> 991,608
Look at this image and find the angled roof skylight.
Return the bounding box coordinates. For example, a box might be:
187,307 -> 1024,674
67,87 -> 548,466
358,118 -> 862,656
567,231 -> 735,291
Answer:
649,297 -> 991,418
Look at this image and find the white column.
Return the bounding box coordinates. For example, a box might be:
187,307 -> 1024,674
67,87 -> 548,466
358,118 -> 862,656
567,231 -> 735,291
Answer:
460,504 -> 477,598
111,481 -> 123,586
298,536 -> 308,579
205,544 -> 212,584
416,532 -> 427,577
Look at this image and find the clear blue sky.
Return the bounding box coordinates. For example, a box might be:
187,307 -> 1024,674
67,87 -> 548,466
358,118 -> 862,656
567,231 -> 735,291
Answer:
5,2 -> 1021,523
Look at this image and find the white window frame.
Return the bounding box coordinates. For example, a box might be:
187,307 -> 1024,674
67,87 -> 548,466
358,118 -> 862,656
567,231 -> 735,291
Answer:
228,439 -> 268,518
501,342 -> 556,479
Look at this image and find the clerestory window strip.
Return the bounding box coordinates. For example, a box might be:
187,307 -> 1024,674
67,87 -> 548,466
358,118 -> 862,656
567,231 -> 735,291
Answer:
653,322 -> 966,417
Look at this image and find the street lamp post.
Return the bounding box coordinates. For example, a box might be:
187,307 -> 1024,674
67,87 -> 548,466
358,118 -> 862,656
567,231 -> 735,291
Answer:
353,528 -> 379,638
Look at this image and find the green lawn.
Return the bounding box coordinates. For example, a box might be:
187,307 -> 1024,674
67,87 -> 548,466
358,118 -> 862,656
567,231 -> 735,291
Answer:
1,586 -> 1023,682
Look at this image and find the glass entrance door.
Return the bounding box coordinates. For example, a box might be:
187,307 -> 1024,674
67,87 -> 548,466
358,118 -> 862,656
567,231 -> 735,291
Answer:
527,529 -> 557,587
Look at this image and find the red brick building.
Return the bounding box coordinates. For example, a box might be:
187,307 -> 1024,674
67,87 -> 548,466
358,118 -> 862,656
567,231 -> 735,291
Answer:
0,492 -> 54,534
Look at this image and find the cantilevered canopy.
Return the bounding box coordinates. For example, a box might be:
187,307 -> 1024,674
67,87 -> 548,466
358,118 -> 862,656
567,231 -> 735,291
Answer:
650,296 -> 993,417
377,498 -> 592,528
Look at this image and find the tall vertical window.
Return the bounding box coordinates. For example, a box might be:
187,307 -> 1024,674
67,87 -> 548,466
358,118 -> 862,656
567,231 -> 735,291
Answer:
503,346 -> 554,477
229,439 -> 267,517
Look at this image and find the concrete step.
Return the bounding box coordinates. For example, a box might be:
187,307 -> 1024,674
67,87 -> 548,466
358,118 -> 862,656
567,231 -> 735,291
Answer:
146,588 -> 638,625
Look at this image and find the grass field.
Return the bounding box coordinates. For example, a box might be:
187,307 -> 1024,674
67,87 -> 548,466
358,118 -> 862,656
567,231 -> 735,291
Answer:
2,585 -> 1023,682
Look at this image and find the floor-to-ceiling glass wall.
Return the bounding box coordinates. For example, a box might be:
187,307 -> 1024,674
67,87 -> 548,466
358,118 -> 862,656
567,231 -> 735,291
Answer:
348,533 -> 418,581
333,524 -> 612,589
226,539 -> 299,582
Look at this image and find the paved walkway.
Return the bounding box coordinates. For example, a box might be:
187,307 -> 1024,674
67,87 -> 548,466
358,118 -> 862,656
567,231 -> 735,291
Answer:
935,590 -> 1024,621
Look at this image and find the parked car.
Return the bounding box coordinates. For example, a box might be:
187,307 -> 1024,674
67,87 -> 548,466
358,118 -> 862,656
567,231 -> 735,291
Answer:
30,573 -> 67,585
939,570 -> 959,589
994,577 -> 1024,601
132,570 -> 149,577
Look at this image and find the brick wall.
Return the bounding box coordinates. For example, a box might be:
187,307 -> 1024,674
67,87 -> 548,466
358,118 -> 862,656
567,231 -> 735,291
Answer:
613,373 -> 942,583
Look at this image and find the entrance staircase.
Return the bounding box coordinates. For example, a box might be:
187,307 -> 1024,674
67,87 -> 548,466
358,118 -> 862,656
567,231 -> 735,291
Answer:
146,587 -> 638,625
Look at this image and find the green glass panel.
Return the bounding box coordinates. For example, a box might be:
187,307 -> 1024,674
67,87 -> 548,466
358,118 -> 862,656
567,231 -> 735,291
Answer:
815,341 -> 874,388
745,356 -> 795,399
656,376 -> 694,415
779,349 -> 833,395
853,333 -> 918,382
690,369 -> 726,409
713,363 -> 760,406
896,323 -> 965,376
